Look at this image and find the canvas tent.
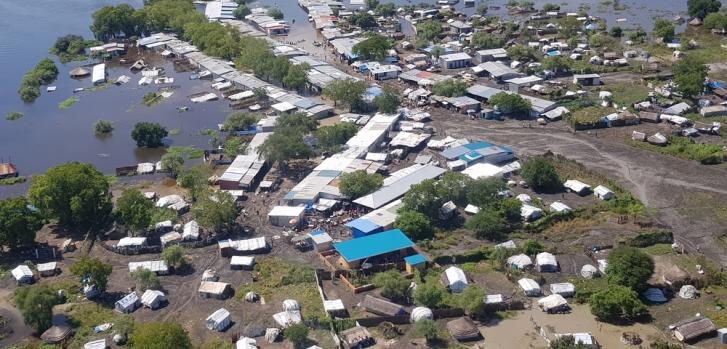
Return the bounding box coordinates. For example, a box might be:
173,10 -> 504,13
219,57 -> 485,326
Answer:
678,285 -> 698,299
360,295 -> 407,316
84,339 -> 107,349
41,325 -> 72,344
563,179 -> 591,195
199,281 -> 232,299
183,220 -> 200,240
236,337 -> 257,349
507,254 -> 533,269
231,256 -> 255,270
447,317 -> 482,341
518,278 -> 541,296
115,292 -> 140,313
141,289 -> 166,309
37,262 -> 59,277
538,294 -> 569,313
581,264 -> 599,279
268,206 -> 306,227
11,265 -> 33,284
442,266 -> 469,293
593,185 -> 615,200
273,310 -> 302,328
410,306 -> 433,322
340,326 -> 374,349
549,282 -> 575,297
536,252 -> 558,272
643,288 -> 667,303
206,308 -> 231,331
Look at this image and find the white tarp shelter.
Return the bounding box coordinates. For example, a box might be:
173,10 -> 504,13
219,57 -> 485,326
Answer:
115,292 -> 140,313
581,264 -> 599,279
549,201 -> 571,213
206,308 -> 231,331
521,204 -> 543,221
563,179 -> 591,195
231,256 -> 255,270
268,206 -> 306,227
141,289 -> 166,309
443,266 -> 469,293
536,252 -> 558,272
593,185 -> 615,200
183,220 -> 200,240
410,306 -> 433,322
550,282 -> 575,297
518,278 -> 541,296
12,265 -> 33,283
538,294 -> 568,312
507,254 -> 533,269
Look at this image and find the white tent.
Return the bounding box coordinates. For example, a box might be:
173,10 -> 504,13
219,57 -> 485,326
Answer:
231,256 -> 255,270
324,299 -> 346,315
580,264 -> 600,279
156,194 -> 184,208
593,185 -> 615,200
11,265 -> 33,284
236,337 -> 257,349
516,193 -> 532,203
507,254 -> 533,269
273,310 -> 302,328
538,294 -> 569,312
563,179 -> 591,195
160,231 -> 182,247
182,220 -> 200,241
464,204 -> 480,215
443,266 -> 469,293
410,306 -> 434,322
117,237 -> 147,248
141,289 -> 166,310
283,299 -> 301,312
521,204 -> 543,221
84,339 -> 107,349
597,259 -> 608,274
536,252 -> 558,272
485,294 -> 504,304
549,282 -> 575,297
518,278 -> 541,296
268,206 -> 306,227
678,285 -> 698,299
37,262 -> 58,277
496,240 -> 517,249
549,201 -> 571,213
462,163 -> 504,179
206,308 -> 231,331
115,292 -> 140,314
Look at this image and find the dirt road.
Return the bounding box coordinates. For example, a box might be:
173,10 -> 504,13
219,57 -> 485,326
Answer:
0,289 -> 33,347
429,114 -> 727,265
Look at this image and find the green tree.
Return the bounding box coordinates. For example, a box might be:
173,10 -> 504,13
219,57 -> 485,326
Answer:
131,268 -> 161,291
233,4 -> 251,19
373,270 -> 410,301
589,284 -> 647,323
466,178 -> 505,208
70,255 -> 113,292
413,283 -> 447,308
94,120 -> 114,136
284,323 -> 309,347
323,79 -> 366,110
704,12 -> 727,30
413,319 -> 444,343
609,26 -> 623,37
470,32 -> 505,50
520,156 -> 562,192
456,285 -> 487,318
193,190 -> 237,232
430,45 -> 444,60
522,240 -> 544,255
131,122 -> 168,147
436,172 -> 472,206
257,129 -> 313,172
161,152 -> 184,178
401,179 -> 443,218
489,92 -> 531,117
542,3 -> 560,11
352,34 -> 392,61
688,0 -> 722,20
506,44 -> 539,62
374,85 -> 401,114
283,63 -> 310,90
0,197 -> 42,250
276,112 -> 319,132
267,7 -> 284,19
375,3 -> 396,16
28,162 -> 112,232
162,245 -> 188,269
549,335 -> 591,349
606,247 -> 654,291
497,197 -> 523,223
91,4 -> 141,41
395,210 -> 433,241
222,112 -> 260,132
116,189 -> 154,234
542,56 -> 570,73
15,285 -> 58,334
653,19 -> 675,42
673,55 -> 708,98
130,322 -> 193,349
466,208 -> 506,240
628,27 -> 648,43
351,12 -> 378,29
223,137 -> 247,159
417,21 -> 443,42
314,122 -> 358,152
649,339 -> 684,349
432,79 -> 466,97
365,0 -> 380,9
477,3 -> 488,15
339,170 -> 384,199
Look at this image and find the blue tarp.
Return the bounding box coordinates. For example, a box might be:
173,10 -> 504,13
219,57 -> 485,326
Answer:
404,254 -> 428,265
334,229 -> 415,262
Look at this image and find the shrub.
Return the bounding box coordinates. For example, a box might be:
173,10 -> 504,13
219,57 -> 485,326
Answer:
94,120 -> 114,135
521,156 -> 562,192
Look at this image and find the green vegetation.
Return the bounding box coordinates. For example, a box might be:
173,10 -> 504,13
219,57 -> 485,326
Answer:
522,240 -> 545,255
520,156 -> 563,192
314,122 -> 358,153
67,303 -> 134,348
323,79 -> 366,110
177,165 -> 211,201
339,170 -> 384,199
673,55 -> 708,98
15,285 -> 59,334
373,85 -> 401,114
93,120 -> 113,135
267,7 -> 283,19
58,96 -> 79,110
413,283 -> 447,308
131,268 -> 161,291
507,44 -> 539,62
18,58 -> 58,102
350,12 -> 378,29
589,284 -> 647,322
116,189 -> 153,234
688,0 -> 722,20
162,245 -> 188,269
282,62 -> 310,90
0,176 -> 27,186
223,137 -> 247,158
373,270 -> 411,301
233,4 -> 251,19
29,162 -> 112,232
490,92 -> 531,118
704,11 -> 727,30
131,122 -> 168,147
432,79 -> 466,97
653,19 -> 675,42
70,256 -> 113,292
416,21 -> 443,42
258,113 -> 317,172
222,112 -> 260,132
0,197 -> 42,250
284,323 -> 309,347
565,106 -> 615,128
50,34 -> 96,63
413,319 -> 445,343
169,128 -> 181,136
142,92 -> 163,106
629,136 -> 724,164
130,322 -> 192,349
550,335 -> 591,349
466,209 -> 506,240
352,34 -> 393,61
193,190 -> 238,232
5,112 -> 23,121
395,210 -> 434,241
161,151 -> 184,178
606,247 -> 654,291
470,32 -> 505,50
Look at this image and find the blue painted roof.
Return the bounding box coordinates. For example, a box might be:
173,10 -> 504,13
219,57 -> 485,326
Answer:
334,229 -> 415,262
463,141 -> 494,150
345,218 -> 381,234
404,254 -> 428,265
318,170 -> 341,178
310,228 -> 326,236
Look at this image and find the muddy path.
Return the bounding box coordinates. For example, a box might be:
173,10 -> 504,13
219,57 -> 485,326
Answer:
430,114 -> 727,265
0,290 -> 33,346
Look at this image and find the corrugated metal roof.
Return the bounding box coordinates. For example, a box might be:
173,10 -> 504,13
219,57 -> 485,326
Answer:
334,229 -> 414,262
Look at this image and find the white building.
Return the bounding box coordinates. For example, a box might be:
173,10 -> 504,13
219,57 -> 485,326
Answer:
593,185 -> 615,200
268,206 -> 306,227
563,179 -> 591,195
439,52 -> 472,69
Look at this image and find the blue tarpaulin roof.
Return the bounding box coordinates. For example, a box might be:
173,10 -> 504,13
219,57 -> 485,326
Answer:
310,228 -> 326,236
345,218 -> 381,234
334,229 -> 415,262
464,141 -> 495,150
404,254 -> 428,265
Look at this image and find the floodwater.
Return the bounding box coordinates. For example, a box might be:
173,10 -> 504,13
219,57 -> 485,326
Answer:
0,0 -> 687,191
479,304 -> 667,348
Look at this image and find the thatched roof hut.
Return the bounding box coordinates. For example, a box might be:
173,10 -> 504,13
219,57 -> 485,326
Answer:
359,295 -> 407,317
447,317 -> 482,341
671,316 -> 716,342
41,325 -> 73,344
69,67 -> 90,78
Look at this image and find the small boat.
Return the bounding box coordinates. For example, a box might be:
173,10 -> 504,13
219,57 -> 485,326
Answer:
177,106 -> 190,112
73,88 -> 84,93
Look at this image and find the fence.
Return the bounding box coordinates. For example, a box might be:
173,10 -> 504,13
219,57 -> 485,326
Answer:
97,235 -> 222,256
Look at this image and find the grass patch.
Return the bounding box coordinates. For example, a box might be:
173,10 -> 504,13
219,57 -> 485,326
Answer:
0,176 -> 27,186
571,277 -> 608,304
58,96 -> 79,110
166,146 -> 205,160
627,136 -> 724,164
142,92 -> 163,106
236,258 -> 325,320
641,243 -> 675,256
169,128 -> 181,136
66,302 -> 133,348
5,112 -> 23,121
608,82 -> 650,109
564,106 -> 615,128
149,206 -> 178,226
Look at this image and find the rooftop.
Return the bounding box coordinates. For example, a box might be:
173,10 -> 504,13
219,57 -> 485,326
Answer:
334,229 -> 415,262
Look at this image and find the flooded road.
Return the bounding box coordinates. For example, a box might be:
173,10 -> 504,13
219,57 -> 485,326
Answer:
0,0 -> 687,188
